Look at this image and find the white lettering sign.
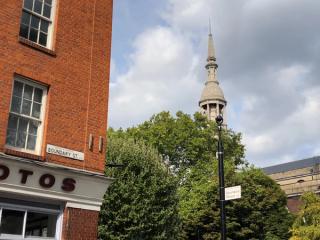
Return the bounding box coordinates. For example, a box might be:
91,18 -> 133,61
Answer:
225,185 -> 241,201
46,144 -> 84,161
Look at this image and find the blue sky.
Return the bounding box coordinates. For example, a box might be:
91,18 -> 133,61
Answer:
111,0 -> 167,75
109,0 -> 320,167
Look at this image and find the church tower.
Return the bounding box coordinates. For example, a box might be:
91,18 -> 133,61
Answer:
199,28 -> 227,125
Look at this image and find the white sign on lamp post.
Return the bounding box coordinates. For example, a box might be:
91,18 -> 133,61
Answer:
225,185 -> 241,201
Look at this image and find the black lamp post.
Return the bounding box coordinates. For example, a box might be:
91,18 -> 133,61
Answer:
215,115 -> 226,240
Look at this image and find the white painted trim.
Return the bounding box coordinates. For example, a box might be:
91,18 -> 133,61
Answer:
47,0 -> 56,49
0,234 -> 24,239
6,76 -> 48,155
0,183 -> 103,210
0,208 -> 2,229
21,0 -> 56,49
66,202 -> 101,211
56,206 -> 64,240
0,202 -> 62,240
22,210 -> 27,238
0,202 -> 61,215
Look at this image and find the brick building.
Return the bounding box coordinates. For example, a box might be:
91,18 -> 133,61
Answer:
0,0 -> 113,239
263,156 -> 320,213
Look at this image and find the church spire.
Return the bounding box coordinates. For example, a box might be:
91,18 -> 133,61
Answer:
199,22 -> 227,125
205,22 -> 218,83
207,19 -> 216,62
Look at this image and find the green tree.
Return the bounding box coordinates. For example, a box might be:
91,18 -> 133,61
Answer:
98,136 -> 180,240
178,158 -> 227,240
178,163 -> 293,240
120,111 -> 245,172
228,168 -> 293,240
290,192 -> 320,240
102,111 -> 292,239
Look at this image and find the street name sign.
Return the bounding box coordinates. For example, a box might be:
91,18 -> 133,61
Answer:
47,144 -> 84,161
225,185 -> 241,201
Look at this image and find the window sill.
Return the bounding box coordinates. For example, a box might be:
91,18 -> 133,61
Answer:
4,147 -> 45,162
19,37 -> 56,57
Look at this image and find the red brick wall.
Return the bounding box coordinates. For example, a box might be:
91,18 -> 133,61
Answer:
0,0 -> 113,173
287,197 -> 302,213
62,207 -> 99,240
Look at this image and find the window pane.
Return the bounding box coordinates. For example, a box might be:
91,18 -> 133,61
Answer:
25,212 -> 57,237
22,99 -> 32,116
34,88 -> 43,103
1,209 -> 24,235
34,0 -> 43,14
20,24 -> 29,39
43,4 -> 51,18
24,0 -> 33,10
11,96 -> 22,113
6,129 -> 17,146
8,114 -> 18,130
21,11 -> 31,25
29,28 -> 38,42
18,118 -> 28,133
39,32 -> 47,46
13,81 -> 24,97
16,131 -> 27,148
40,20 -> 49,33
31,15 -> 40,29
27,134 -> 36,150
29,120 -> 38,135
24,84 -> 33,100
44,0 -> 52,5
32,103 -> 41,119
26,212 -> 57,238
8,81 -> 46,152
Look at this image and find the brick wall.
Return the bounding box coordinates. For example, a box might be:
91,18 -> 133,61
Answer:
287,197 -> 302,213
0,0 -> 113,173
62,207 -> 99,240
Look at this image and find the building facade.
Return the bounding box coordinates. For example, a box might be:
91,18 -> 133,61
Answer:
199,31 -> 227,125
0,0 -> 113,239
263,156 -> 320,212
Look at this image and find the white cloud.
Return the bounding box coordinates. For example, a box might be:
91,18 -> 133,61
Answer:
110,0 -> 320,167
229,64 -> 311,133
313,145 -> 320,157
109,26 -> 202,128
163,0 -> 212,31
243,85 -> 320,165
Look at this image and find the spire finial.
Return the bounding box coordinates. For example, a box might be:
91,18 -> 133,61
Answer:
207,18 -> 216,62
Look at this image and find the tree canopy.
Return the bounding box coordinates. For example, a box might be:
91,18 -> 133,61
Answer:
100,111 -> 293,239
228,168 -> 293,240
178,161 -> 293,239
112,111 -> 245,172
290,192 -> 320,240
98,136 -> 180,240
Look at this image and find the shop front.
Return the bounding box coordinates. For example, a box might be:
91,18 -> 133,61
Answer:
0,153 -> 112,239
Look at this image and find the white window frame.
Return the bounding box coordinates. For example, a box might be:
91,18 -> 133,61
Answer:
0,202 -> 63,240
20,0 -> 57,49
5,76 -> 47,155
